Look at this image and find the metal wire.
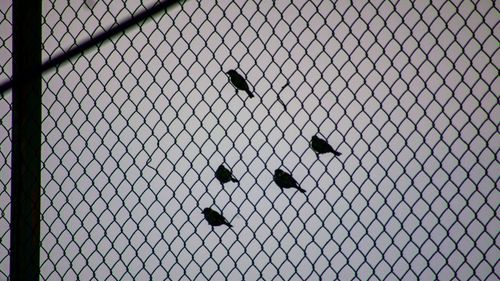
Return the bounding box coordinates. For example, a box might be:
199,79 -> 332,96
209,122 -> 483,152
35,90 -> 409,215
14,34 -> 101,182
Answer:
0,0 -> 498,280
0,0 -> 183,96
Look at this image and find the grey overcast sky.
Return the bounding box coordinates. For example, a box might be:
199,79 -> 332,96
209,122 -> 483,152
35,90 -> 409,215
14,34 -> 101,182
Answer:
0,0 -> 499,280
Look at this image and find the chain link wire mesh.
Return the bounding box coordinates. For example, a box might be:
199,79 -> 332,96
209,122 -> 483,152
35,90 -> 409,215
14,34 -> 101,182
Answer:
0,0 -> 499,280
0,0 -> 12,278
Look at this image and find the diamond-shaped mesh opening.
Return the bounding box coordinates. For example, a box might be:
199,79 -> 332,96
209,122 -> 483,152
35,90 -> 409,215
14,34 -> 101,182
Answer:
0,0 -> 498,280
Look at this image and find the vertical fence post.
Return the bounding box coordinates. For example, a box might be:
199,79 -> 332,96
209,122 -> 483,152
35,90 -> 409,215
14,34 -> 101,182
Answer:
10,0 -> 42,280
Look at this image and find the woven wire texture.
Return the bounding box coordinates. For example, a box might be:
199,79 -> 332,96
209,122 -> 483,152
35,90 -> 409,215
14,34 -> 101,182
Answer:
0,0 -> 498,280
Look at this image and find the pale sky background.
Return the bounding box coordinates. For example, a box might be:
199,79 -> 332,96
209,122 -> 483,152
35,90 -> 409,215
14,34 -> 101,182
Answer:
0,0 -> 499,280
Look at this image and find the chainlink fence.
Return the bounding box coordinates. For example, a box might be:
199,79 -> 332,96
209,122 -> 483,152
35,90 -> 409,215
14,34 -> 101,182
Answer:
0,0 -> 499,280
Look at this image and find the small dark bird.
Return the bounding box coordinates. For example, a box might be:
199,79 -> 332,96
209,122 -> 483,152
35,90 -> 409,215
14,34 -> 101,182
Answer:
273,169 -> 306,193
226,70 -> 254,98
310,135 -> 341,156
202,208 -> 233,227
215,164 -> 239,184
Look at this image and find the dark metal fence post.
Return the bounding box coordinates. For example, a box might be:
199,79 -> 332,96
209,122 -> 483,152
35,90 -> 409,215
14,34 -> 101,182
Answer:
10,0 -> 42,280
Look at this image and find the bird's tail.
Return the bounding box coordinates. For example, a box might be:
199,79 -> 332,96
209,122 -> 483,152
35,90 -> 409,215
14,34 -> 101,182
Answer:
226,222 -> 233,227
297,186 -> 306,193
246,89 -> 255,98
333,151 -> 342,156
231,178 -> 239,183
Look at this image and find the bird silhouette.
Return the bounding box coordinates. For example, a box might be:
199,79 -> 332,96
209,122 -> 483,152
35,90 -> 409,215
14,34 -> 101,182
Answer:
202,208 -> 233,227
226,70 -> 254,98
215,164 -> 239,184
310,135 -> 341,156
273,169 -> 306,193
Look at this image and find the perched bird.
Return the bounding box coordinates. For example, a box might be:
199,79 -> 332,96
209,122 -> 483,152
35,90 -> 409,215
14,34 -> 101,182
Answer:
215,164 -> 239,184
273,169 -> 306,193
202,208 -> 233,227
226,70 -> 254,98
310,135 -> 341,156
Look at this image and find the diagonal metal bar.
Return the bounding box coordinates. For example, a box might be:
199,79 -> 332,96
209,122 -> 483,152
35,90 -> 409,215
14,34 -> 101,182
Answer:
0,0 -> 184,97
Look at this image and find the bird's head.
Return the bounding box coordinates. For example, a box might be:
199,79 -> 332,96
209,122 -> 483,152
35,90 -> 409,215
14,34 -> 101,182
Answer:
202,208 -> 210,214
312,135 -> 320,141
275,169 -> 284,176
225,69 -> 237,76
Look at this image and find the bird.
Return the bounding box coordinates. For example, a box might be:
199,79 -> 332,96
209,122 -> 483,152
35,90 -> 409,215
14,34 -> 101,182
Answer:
273,169 -> 306,193
215,164 -> 239,184
225,70 -> 254,98
310,135 -> 341,156
202,208 -> 233,227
